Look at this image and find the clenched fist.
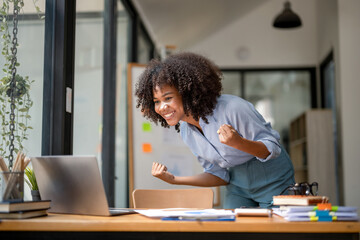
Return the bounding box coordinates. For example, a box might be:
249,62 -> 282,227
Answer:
217,124 -> 242,149
151,162 -> 175,183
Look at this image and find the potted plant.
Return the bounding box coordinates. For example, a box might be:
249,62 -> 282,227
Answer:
0,75 -> 34,159
24,167 -> 40,201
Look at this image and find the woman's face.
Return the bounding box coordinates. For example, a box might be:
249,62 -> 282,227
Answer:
153,84 -> 186,126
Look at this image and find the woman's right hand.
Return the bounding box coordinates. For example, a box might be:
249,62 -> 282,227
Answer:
151,162 -> 175,184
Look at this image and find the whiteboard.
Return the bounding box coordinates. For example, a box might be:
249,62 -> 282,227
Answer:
127,63 -> 219,206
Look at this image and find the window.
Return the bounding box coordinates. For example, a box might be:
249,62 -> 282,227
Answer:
73,2 -> 104,168
320,51 -> 339,203
137,25 -> 153,64
0,3 -> 46,200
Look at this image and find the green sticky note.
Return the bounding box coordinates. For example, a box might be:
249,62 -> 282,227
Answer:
142,122 -> 151,132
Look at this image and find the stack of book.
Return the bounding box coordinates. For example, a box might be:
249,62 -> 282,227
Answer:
273,205 -> 358,222
272,195 -> 359,221
0,200 -> 51,219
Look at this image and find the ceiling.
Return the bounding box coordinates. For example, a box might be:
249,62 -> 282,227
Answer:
132,0 -> 268,50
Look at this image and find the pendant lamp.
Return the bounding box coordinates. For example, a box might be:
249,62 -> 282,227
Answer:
273,1 -> 302,29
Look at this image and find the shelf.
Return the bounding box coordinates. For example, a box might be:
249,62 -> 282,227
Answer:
289,109 -> 336,202
294,167 -> 308,171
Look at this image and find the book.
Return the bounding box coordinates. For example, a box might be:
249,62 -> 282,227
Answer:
273,205 -> 359,222
277,205 -> 357,213
282,211 -> 358,218
0,200 -> 51,213
272,195 -> 329,206
235,208 -> 272,217
0,209 -> 48,219
283,215 -> 358,222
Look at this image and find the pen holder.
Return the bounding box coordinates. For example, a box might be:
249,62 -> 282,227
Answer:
0,171 -> 24,203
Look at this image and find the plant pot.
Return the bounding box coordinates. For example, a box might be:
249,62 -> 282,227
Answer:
31,190 -> 41,201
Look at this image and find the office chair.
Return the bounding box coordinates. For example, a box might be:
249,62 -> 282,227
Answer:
132,188 -> 214,208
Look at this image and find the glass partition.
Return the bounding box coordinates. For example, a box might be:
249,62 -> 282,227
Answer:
244,71 -> 311,149
222,70 -> 313,151
137,27 -> 152,64
16,19 -> 45,160
73,2 -> 104,168
222,72 -> 242,96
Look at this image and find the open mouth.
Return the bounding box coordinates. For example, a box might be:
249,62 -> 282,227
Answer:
163,111 -> 175,119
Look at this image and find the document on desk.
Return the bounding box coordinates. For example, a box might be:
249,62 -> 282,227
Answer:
135,208 -> 235,221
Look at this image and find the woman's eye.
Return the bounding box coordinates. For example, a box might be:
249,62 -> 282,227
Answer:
165,97 -> 172,101
154,100 -> 159,104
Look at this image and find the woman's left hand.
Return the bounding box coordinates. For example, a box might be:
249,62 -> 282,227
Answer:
217,124 -> 242,148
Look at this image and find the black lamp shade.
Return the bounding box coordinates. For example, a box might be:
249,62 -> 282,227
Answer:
273,1 -> 302,29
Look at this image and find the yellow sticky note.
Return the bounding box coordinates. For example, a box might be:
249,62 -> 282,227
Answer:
142,143 -> 152,153
142,122 -> 152,132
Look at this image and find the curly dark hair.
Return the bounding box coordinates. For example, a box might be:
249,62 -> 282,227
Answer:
135,52 -> 222,131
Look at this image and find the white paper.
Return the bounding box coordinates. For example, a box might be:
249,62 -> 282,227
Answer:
135,208 -> 235,219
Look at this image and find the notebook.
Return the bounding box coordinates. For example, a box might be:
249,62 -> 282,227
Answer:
31,155 -> 135,216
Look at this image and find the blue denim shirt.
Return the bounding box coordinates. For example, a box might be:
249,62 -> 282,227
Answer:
180,94 -> 281,182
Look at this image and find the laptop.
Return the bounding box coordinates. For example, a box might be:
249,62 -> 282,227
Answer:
31,155 -> 135,216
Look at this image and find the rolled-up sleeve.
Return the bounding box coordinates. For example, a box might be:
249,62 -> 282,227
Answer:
256,139 -> 281,162
226,98 -> 282,163
198,156 -> 230,182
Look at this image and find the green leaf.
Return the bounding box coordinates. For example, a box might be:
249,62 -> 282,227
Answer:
25,167 -> 38,190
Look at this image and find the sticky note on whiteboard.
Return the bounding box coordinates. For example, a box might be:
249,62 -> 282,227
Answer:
142,122 -> 152,132
142,143 -> 152,153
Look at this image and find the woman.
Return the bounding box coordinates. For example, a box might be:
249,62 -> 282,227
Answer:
135,52 -> 294,208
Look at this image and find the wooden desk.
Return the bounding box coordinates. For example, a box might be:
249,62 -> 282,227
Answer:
0,213 -> 359,240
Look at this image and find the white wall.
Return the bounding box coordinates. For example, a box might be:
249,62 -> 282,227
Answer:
337,0 -> 360,210
316,0 -> 360,211
316,0 -> 339,62
189,0 -> 317,68
315,0 -> 339,108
